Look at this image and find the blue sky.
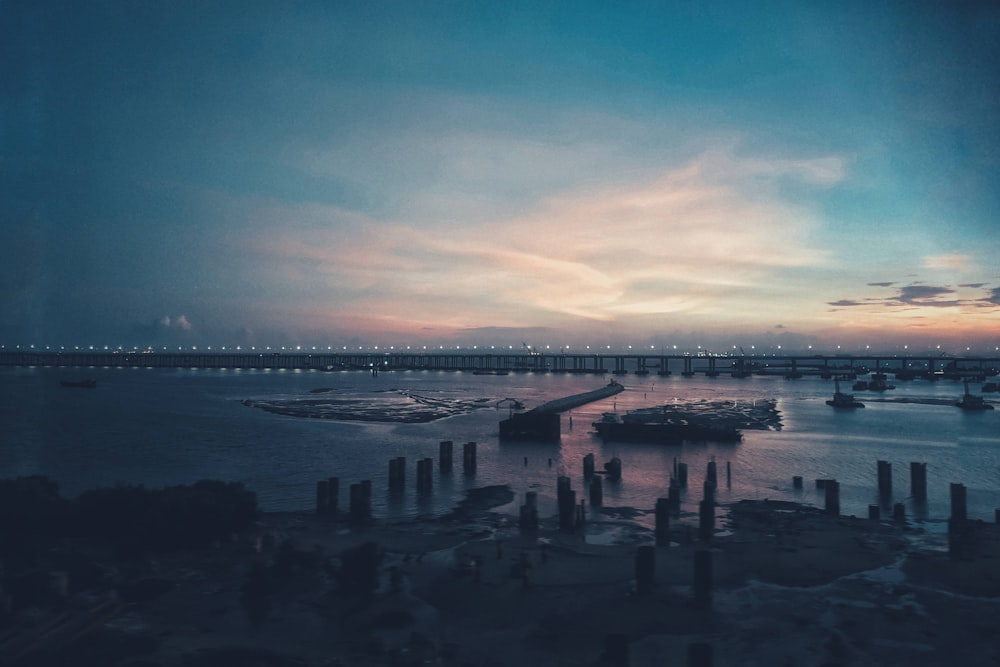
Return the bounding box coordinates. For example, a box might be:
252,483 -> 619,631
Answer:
2,1 -> 998,353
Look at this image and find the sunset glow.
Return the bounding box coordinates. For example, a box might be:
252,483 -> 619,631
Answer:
2,2 -> 997,353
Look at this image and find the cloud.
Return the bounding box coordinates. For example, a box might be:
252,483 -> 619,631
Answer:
984,287 -> 1000,306
827,299 -> 864,307
158,315 -> 193,331
867,281 -> 895,287
922,254 -> 971,270
246,148 -> 840,334
896,285 -> 959,307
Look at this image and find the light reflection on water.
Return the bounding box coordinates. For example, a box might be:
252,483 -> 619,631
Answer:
1,367 -> 997,525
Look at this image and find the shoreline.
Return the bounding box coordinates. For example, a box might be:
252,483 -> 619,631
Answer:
7,486 -> 1000,666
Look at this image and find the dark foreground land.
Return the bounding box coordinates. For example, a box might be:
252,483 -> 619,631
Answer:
2,478 -> 999,666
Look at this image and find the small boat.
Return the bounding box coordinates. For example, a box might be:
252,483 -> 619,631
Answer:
868,373 -> 895,391
827,379 -> 864,408
60,379 -> 97,388
852,380 -> 869,391
982,382 -> 998,393
957,382 -> 994,410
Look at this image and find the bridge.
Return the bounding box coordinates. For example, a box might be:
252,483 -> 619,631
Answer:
2,350 -> 999,379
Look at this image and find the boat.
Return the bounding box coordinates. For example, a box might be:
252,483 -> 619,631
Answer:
591,412 -> 742,444
868,373 -> 895,391
982,382 -> 998,393
852,380 -> 869,391
957,382 -> 994,411
60,379 -> 97,388
826,379 -> 864,408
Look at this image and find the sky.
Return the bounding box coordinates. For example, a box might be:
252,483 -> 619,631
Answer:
2,1 -> 999,354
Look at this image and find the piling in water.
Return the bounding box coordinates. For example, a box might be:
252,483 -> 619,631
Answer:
589,475 -> 603,506
439,441 -> 453,474
950,482 -> 967,521
388,457 -> 406,493
583,453 -> 595,479
824,479 -> 840,516
655,498 -> 670,546
698,499 -> 714,540
693,549 -> 712,609
316,480 -> 329,515
463,442 -> 477,475
877,460 -> 892,503
910,461 -> 927,502
635,545 -> 655,595
327,477 -> 339,514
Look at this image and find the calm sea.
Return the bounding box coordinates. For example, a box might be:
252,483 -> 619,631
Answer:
2,366 -> 998,528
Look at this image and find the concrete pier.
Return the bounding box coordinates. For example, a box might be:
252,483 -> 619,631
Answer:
349,481 -> 372,524
439,441 -> 453,474
825,479 -> 840,516
316,480 -> 329,515
589,475 -> 603,506
698,500 -> 714,540
877,460 -> 892,503
463,442 -> 477,475
693,549 -> 712,609
668,479 -> 681,514
388,457 -> 406,493
910,462 -> 927,501
635,545 -> 655,595
950,483 -> 967,521
677,462 -> 688,488
327,477 -> 339,514
519,492 -> 538,532
416,458 -> 433,495
655,498 -> 670,546
557,476 -> 576,533
605,457 -> 622,481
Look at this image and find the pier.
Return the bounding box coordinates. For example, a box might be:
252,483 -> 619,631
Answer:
2,350 -> 999,380
499,380 -> 625,442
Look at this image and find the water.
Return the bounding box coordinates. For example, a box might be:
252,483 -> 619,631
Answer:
2,366 -> 998,527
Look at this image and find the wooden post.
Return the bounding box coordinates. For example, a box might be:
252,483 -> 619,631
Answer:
635,545 -> 655,595
868,504 -> 880,520
825,479 -> 840,516
316,480 -> 329,515
693,549 -> 712,609
792,475 -> 803,490
583,453 -> 595,479
327,477 -> 339,514
877,460 -> 892,504
589,475 -> 603,506
655,498 -> 670,546
463,441 -> 477,475
439,441 -> 453,474
910,461 -> 927,502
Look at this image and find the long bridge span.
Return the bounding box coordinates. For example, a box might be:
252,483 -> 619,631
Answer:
2,350 -> 999,380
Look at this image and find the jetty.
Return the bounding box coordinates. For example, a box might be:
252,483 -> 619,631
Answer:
500,380 -> 624,442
